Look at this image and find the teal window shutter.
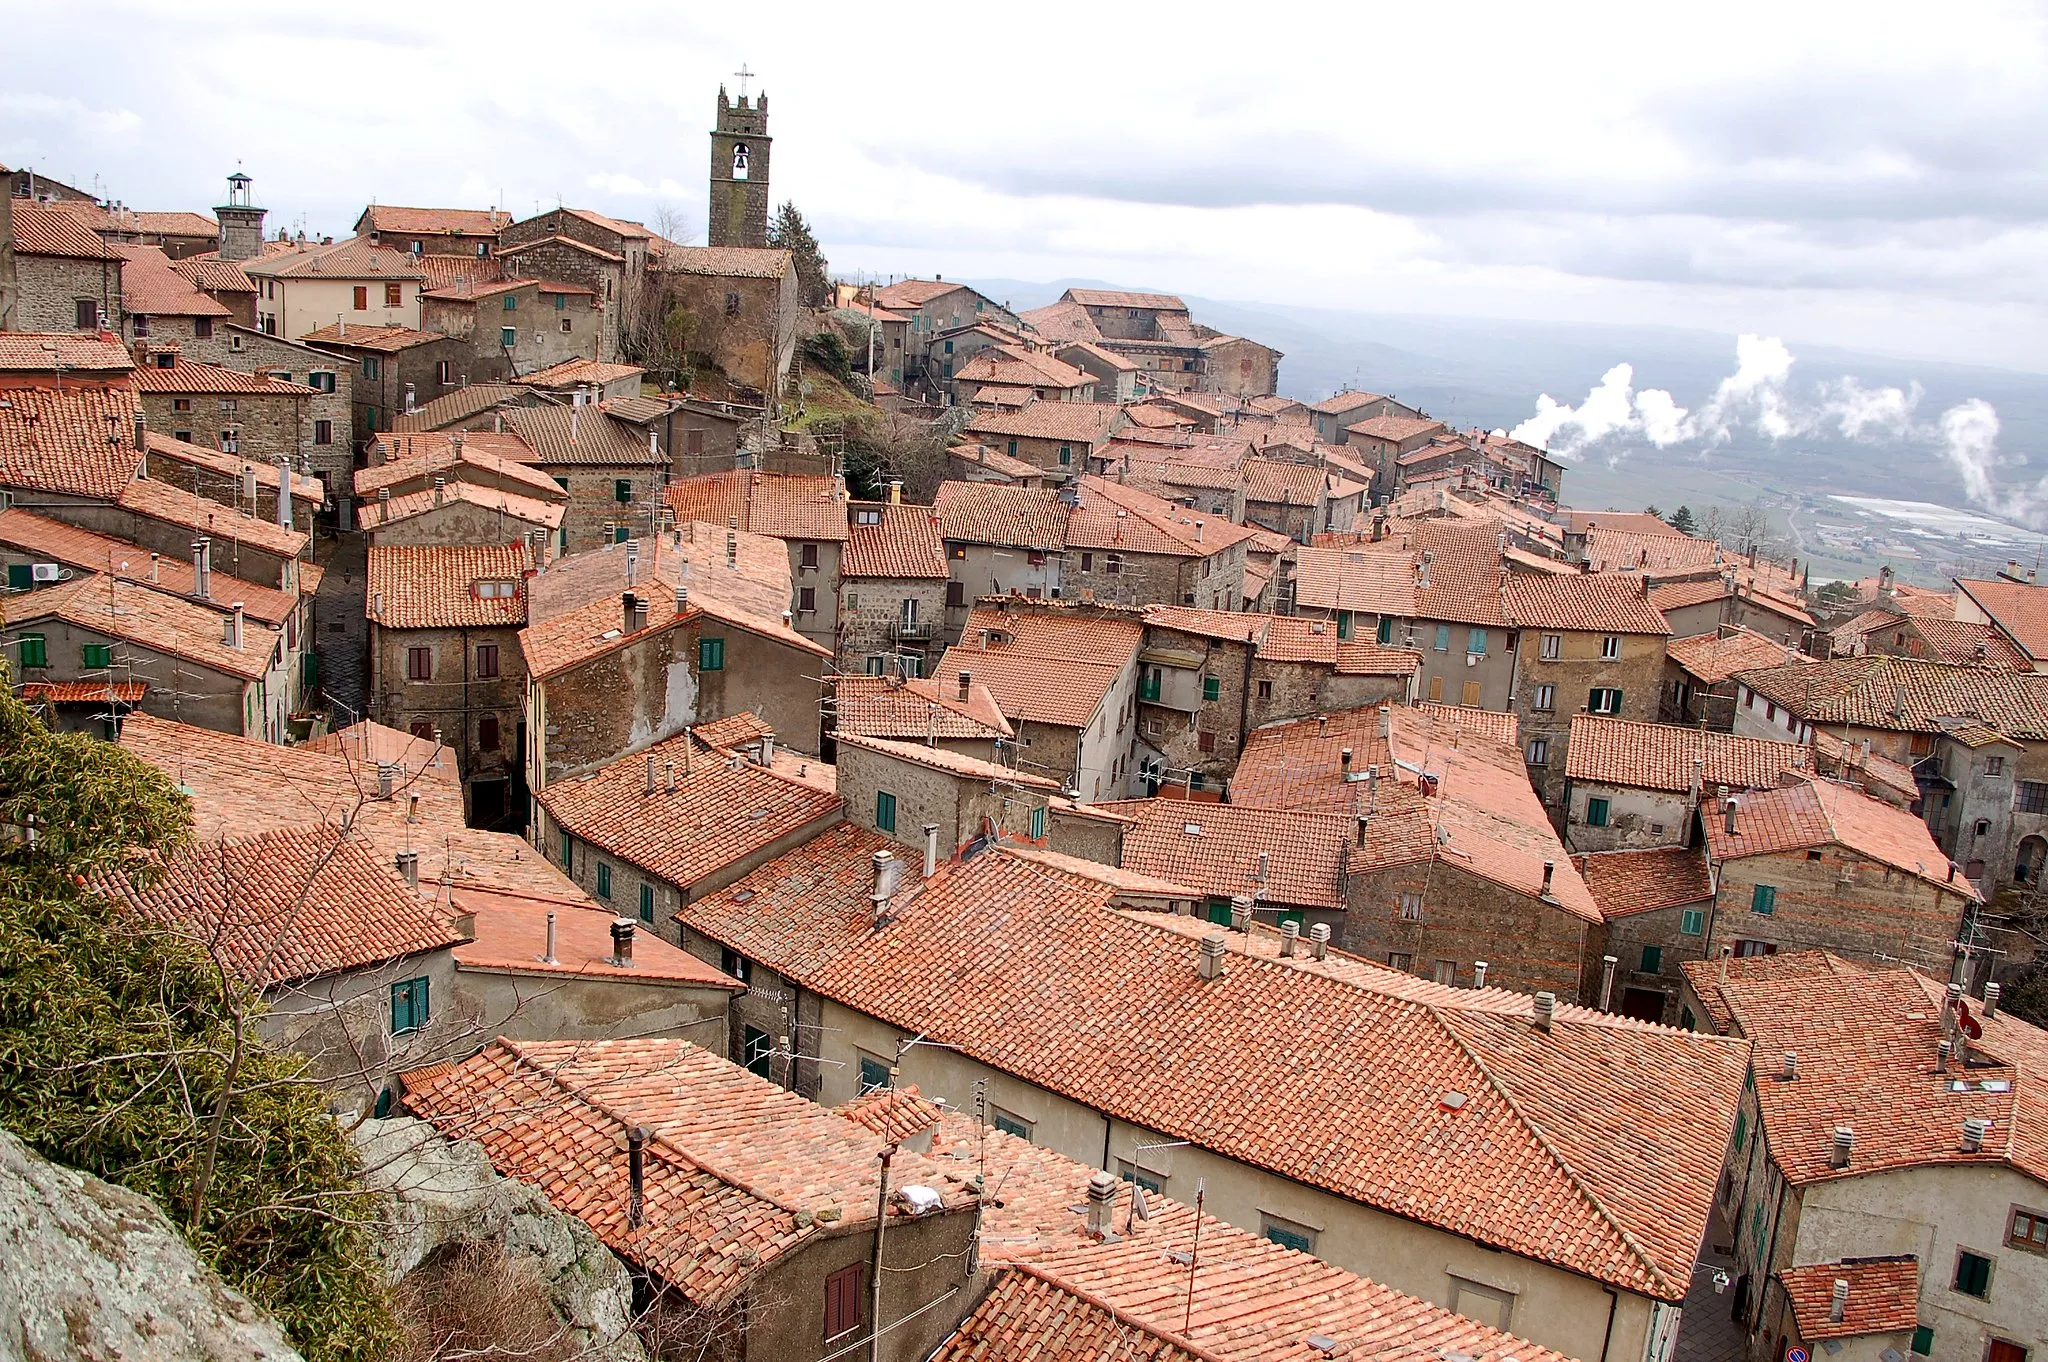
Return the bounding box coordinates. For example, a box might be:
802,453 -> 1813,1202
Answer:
559,829 -> 573,869
500,327 -> 516,348
391,977 -> 429,1034
5,563 -> 31,591
1203,676 -> 1221,702
554,292 -> 567,311
1680,908 -> 1705,936
1911,1327 -> 1934,1356
1029,806 -> 1045,840
595,862 -> 612,899
1587,797 -> 1610,827
1752,884 -> 1776,915
875,790 -> 897,833
503,293 -> 518,311
1468,628 -> 1488,654
699,637 -> 725,670
1336,611 -> 1352,640
639,882 -> 654,923
1205,897 -> 1232,925
1376,616 -> 1393,644
1435,623 -> 1450,651
81,643 -> 113,668
1640,945 -> 1663,972
18,633 -> 47,668
858,1056 -> 891,1092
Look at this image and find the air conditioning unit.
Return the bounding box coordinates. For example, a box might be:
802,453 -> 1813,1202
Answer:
32,563 -> 62,583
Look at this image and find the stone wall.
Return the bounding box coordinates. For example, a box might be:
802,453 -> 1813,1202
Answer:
369,620 -> 527,803
663,268 -> 796,399
1709,846 -> 1969,971
1345,858 -> 1592,999
837,575 -> 946,678
12,252 -> 122,332
1515,629 -> 1670,808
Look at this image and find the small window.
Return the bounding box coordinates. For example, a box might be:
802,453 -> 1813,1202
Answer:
1029,805 -> 1046,840
559,829 -> 573,870
500,327 -> 516,348
1258,679 -> 1272,700
390,977 -> 430,1034
1116,1161 -> 1163,1194
742,1024 -> 772,1076
1640,945 -> 1664,973
699,637 -> 725,670
824,1263 -> 864,1340
1601,634 -> 1621,660
1911,1326 -> 1934,1356
801,542 -> 820,569
1467,628 -> 1488,655
385,282 -> 402,308
1588,687 -> 1623,715
1202,675 -> 1221,702
992,1108 -> 1032,1140
81,643 -> 113,669
1540,633 -> 1561,659
1337,611 -> 1353,641
1586,797 -> 1610,827
1376,615 -> 1393,644
478,714 -> 500,751
720,948 -> 753,985
1434,623 -> 1451,651
798,586 -> 816,613
1058,445 -> 1072,466
595,862 -> 612,899
614,478 -> 633,504
1751,884 -> 1777,916
503,293 -> 519,312
946,581 -> 966,608
1399,893 -> 1423,921
857,1054 -> 892,1093
1526,737 -> 1549,766
407,646 -> 432,680
314,418 -> 333,445
173,397 -> 193,413
1080,552 -> 1093,572
1952,1248 -> 1992,1298
724,292 -> 741,318
474,643 -> 500,678
1988,754 -> 2006,776
131,313 -> 150,337
1260,1214 -> 1317,1255
1106,553 -> 1122,575
639,882 -> 655,924
875,790 -> 897,833
1387,951 -> 1413,970
560,317 -> 573,334
193,317 -> 213,340
1533,683 -> 1555,711
362,356 -> 380,380
2007,1206 -> 2048,1252
75,298 -> 99,329
353,285 -> 369,310
1680,908 -> 1705,936
436,359 -> 452,385
554,291 -> 567,311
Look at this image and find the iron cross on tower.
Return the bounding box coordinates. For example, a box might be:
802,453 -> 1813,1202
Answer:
733,64 -> 755,98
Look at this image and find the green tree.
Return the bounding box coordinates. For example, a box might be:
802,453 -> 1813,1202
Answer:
0,666 -> 397,1361
1644,504 -> 1663,519
1666,505 -> 1699,535
768,202 -> 832,309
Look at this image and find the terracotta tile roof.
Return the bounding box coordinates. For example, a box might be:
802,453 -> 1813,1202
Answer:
450,887 -> 741,988
692,711 -> 775,750
692,840 -> 1744,1299
10,572 -> 279,680
8,200 -> 122,258
1907,613 -> 2037,669
931,1118 -> 1579,1362
0,384 -> 142,497
297,322 -> 444,352
356,204 -> 513,237
664,470 -> 849,542
1565,715 -> 1816,794
365,543 -> 532,629
119,475 -> 309,559
404,1037 -> 977,1306
1667,628 -> 1810,684
411,255 -> 504,292
840,503 -> 947,579
1703,775 -> 1974,896
932,480 -> 1069,550
1647,574 -> 1815,628
1574,848 -> 1714,919
1230,704 -> 1597,920
658,245 -> 792,279
1503,571 -> 1669,634
1691,952 -> 2048,1187
119,714 -> 583,900
18,679 -> 149,704
835,1084 -> 946,1144
964,401 -> 1123,446
0,332 -> 134,374
956,346 -> 1094,391
521,525 -> 826,678
1063,288 -> 1188,310
836,734 -> 1061,792
146,431 -> 324,505
500,404 -> 663,467
357,479 -> 564,535
1953,576 -> 2048,661
1067,476 -> 1258,559
419,274 -> 592,302
946,441 -> 1045,483
246,236 -> 423,281
169,257 -> 256,294
1777,1258 -> 1922,1340
104,825 -> 464,989
128,210 -> 217,237
513,358 -> 647,391
1583,528 -> 1722,573
357,432 -> 563,501
1733,654 -> 2048,738
1141,604 -> 1265,646
1099,799 -> 1349,909
1411,700 -> 1521,745
1240,455 -> 1325,506
1309,389 -> 1388,415
131,358 -> 316,395
114,244 -> 231,317
385,382 -> 536,432
833,673 -> 1013,741
537,729 -> 840,890
0,507 -> 296,624
1345,414 -> 1443,442
870,278 -> 968,309
939,603 -> 1144,729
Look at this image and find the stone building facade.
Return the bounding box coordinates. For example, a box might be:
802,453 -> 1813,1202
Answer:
417,277 -> 602,381
301,324 -> 475,449
708,87 -> 771,249
182,324 -> 355,493
658,247 -> 798,402
132,361 -> 327,482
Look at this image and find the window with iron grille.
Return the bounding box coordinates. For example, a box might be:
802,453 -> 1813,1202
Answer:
2016,781 -> 2048,814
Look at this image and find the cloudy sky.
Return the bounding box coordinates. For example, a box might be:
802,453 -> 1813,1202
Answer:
8,0 -> 2047,372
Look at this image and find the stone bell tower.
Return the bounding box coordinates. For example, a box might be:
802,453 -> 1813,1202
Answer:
708,76 -> 770,249
215,171 -> 268,262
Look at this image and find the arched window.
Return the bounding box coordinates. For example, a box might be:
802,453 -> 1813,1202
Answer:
731,143 -> 750,180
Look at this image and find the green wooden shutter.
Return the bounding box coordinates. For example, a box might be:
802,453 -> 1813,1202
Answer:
1202,676 -> 1221,701
1680,908 -> 1705,936
1640,945 -> 1663,973
699,638 -> 725,670
876,791 -> 897,833
639,882 -> 654,923
5,563 -> 31,591
1752,884 -> 1776,915
18,633 -> 46,668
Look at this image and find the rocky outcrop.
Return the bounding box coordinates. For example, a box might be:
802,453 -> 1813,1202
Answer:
0,1125 -> 303,1362
352,1117 -> 645,1362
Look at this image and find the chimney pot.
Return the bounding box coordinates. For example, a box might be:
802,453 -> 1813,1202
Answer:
1279,920 -> 1300,956
610,917 -> 636,967
1472,960 -> 1488,989
1308,922 -> 1330,960
1724,796 -> 1740,835
1829,1278 -> 1849,1324
1938,1038 -> 1952,1072
1984,982 -> 2002,1017
922,823 -> 939,877
1598,954 -> 1618,1010
1962,1116 -> 1991,1152
1830,1126 -> 1854,1168
1084,1170 -> 1118,1237
376,762 -> 397,800
871,850 -> 897,925
394,849 -> 419,888
626,1125 -> 649,1227
1782,1050 -> 1798,1080
1340,747 -> 1353,770
646,752 -> 659,794
1229,895 -> 1253,932
542,911 -> 557,964
1533,991 -> 1557,1032
1541,860 -> 1556,898
1198,932 -> 1228,980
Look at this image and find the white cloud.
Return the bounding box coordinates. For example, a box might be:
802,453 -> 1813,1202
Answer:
1695,334 -> 1798,443
1508,364 -> 1695,456
1819,377 -> 1922,440
1940,398 -> 2002,507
